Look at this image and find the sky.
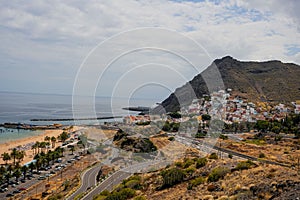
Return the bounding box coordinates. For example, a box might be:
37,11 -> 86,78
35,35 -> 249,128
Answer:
0,0 -> 300,101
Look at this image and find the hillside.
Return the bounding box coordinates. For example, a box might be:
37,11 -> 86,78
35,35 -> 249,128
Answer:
158,56 -> 300,112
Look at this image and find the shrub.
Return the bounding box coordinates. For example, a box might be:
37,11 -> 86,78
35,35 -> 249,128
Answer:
168,136 -> 175,141
207,167 -> 229,182
195,132 -> 206,138
208,152 -> 218,159
136,121 -> 151,126
106,188 -> 136,200
187,177 -> 205,190
259,153 -> 265,158
196,157 -> 207,168
175,161 -> 183,168
134,196 -> 146,200
125,180 -> 141,190
100,190 -> 110,196
160,167 -> 186,189
183,159 -> 194,168
185,166 -> 196,176
219,134 -> 228,140
162,122 -> 171,132
228,154 -> 233,159
235,160 -> 255,170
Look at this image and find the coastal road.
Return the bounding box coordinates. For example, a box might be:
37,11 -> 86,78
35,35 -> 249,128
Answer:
66,163 -> 102,200
81,160 -> 170,200
176,135 -> 290,167
82,170 -> 132,200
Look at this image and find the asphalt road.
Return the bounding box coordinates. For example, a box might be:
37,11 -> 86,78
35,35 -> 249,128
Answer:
82,170 -> 131,200
66,163 -> 102,200
176,135 -> 291,167
81,160 -> 171,200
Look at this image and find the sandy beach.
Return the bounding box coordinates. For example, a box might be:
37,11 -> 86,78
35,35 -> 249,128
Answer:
0,127 -> 80,165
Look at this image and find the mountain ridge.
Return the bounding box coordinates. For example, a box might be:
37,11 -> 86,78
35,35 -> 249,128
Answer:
158,56 -> 300,112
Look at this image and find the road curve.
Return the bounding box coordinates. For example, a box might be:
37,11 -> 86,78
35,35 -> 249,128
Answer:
82,160 -> 170,200
67,163 -> 102,200
82,171 -> 132,200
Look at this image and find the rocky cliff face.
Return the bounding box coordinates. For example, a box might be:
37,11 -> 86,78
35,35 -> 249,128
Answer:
157,56 -> 300,112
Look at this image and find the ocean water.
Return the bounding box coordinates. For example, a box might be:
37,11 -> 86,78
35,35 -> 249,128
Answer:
0,128 -> 42,144
0,91 -> 158,142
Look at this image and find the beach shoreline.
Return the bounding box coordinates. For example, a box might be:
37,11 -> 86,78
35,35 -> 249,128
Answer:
0,126 -> 81,165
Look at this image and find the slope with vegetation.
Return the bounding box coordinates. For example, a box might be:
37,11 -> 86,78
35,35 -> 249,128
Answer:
158,56 -> 300,112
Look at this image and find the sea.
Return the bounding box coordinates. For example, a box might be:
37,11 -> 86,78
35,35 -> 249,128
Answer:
0,91 -> 158,143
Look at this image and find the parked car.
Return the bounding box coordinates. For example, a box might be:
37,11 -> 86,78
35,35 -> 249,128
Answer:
38,176 -> 46,180
6,193 -> 14,197
13,189 -> 20,194
0,186 -> 8,191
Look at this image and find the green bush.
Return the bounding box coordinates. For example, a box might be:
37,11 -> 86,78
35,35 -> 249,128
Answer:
160,167 -> 186,189
100,190 -> 110,196
136,121 -> 151,126
162,121 -> 172,132
183,159 -> 194,168
259,153 -> 265,158
195,132 -> 206,138
207,167 -> 229,182
228,154 -> 233,159
219,134 -> 228,140
195,157 -> 207,168
185,166 -> 196,175
208,152 -> 218,159
125,180 -> 141,190
106,188 -> 136,200
168,136 -> 175,141
175,161 -> 183,168
187,177 -> 205,190
235,160 -> 255,170
134,196 -> 146,200
48,194 -> 64,200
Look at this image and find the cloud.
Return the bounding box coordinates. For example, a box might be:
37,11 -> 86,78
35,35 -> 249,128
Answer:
0,0 -> 299,97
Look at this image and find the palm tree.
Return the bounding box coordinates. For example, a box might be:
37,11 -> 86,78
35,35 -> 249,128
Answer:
44,136 -> 51,142
55,147 -> 64,157
0,166 -> 6,175
1,152 -> 11,165
51,136 -> 57,148
36,158 -> 43,172
4,172 -> 11,185
13,168 -> 21,182
31,142 -> 39,155
52,151 -> 60,164
10,148 -> 18,166
28,162 -> 35,174
21,165 -> 28,180
32,141 -> 40,154
39,142 -> 47,153
45,142 -> 51,153
16,150 -> 26,163
45,152 -> 51,166
7,164 -> 13,174
59,131 -> 69,142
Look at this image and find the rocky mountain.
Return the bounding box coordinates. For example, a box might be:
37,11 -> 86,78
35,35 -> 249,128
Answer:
157,56 -> 300,112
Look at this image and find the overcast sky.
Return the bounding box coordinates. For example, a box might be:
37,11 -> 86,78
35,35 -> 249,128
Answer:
0,0 -> 299,101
